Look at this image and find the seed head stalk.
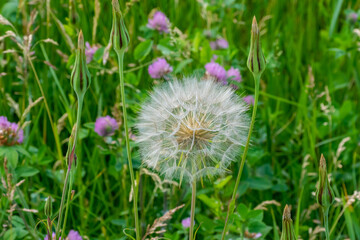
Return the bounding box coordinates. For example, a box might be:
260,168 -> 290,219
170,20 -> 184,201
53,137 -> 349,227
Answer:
221,16 -> 265,239
189,180 -> 196,240
117,52 -> 140,240
221,74 -> 260,239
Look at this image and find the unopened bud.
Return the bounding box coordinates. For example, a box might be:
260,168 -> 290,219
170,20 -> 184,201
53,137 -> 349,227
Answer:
44,196 -> 52,217
316,154 -> 335,209
280,205 -> 296,240
247,16 -> 266,76
66,124 -> 77,167
110,0 -> 130,54
71,31 -> 91,100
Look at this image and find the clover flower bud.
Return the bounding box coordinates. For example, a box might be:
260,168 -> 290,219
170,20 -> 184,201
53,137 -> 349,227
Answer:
247,16 -> 266,76
110,0 -> 130,54
316,154 -> 335,209
71,31 -> 91,100
280,205 -> 296,240
44,196 -> 52,217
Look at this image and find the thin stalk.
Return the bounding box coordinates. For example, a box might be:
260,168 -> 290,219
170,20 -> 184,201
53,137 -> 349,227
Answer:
56,164 -> 71,239
60,98 -> 83,239
221,74 -> 260,239
189,180 -> 196,240
117,53 -> 140,240
324,207 -> 330,240
28,56 -> 63,162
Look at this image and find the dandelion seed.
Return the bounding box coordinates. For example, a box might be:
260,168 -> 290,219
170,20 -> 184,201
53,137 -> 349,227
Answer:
0,116 -> 24,146
136,77 -> 249,182
204,62 -> 227,84
147,11 -> 170,33
148,58 -> 173,79
94,116 -> 119,137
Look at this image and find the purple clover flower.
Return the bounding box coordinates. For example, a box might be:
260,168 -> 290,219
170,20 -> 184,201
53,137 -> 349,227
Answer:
181,217 -> 192,228
147,11 -> 170,33
148,58 -> 173,79
67,230 -> 83,240
243,95 -> 255,105
210,38 -> 229,50
44,230 -> 82,240
0,116 -> 24,146
94,116 -> 119,137
204,62 -> 227,83
85,42 -> 99,64
227,67 -> 242,89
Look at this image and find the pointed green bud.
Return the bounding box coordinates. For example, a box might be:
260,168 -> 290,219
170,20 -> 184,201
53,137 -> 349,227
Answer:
280,205 -> 296,240
110,0 -> 130,55
316,154 -> 335,209
247,16 -> 266,76
71,31 -> 91,100
44,196 -> 52,217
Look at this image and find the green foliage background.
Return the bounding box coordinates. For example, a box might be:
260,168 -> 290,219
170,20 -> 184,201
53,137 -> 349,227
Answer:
0,0 -> 359,239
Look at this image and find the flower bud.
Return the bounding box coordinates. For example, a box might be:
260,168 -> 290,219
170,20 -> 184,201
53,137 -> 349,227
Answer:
44,196 -> 52,217
316,154 -> 335,209
110,0 -> 130,54
280,205 -> 296,240
247,16 -> 266,76
71,31 -> 91,100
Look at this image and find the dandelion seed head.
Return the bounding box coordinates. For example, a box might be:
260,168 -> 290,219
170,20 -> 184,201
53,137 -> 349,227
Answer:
136,77 -> 249,182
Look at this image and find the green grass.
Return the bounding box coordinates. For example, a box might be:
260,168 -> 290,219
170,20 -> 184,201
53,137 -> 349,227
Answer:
0,0 -> 359,239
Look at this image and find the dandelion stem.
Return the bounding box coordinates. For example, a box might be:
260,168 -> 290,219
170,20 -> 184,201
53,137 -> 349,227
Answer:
324,207 -> 330,240
190,180 -> 196,240
221,74 -> 260,239
117,53 -> 140,240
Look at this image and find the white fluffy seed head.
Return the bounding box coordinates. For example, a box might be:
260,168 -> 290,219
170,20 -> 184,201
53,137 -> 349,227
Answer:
136,77 -> 249,183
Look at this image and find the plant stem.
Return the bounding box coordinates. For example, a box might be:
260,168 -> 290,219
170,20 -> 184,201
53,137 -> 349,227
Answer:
56,164 -> 70,239
28,56 -> 63,163
189,180 -> 196,240
117,53 -> 140,240
221,74 -> 260,239
56,98 -> 83,240
324,207 -> 330,240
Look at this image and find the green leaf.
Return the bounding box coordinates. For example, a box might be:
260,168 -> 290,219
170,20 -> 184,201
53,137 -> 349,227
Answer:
175,59 -> 193,74
6,147 -> 19,168
246,177 -> 272,190
15,166 -> 40,177
214,175 -> 232,189
247,210 -> 263,222
3,228 -> 17,240
134,40 -> 153,61
111,219 -> 126,226
237,203 -> 249,221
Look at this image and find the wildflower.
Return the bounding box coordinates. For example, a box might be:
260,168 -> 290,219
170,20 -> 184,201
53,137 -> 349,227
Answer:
247,17 -> 266,76
243,95 -> 255,105
210,38 -> 229,50
148,58 -> 173,79
181,217 -> 192,228
245,230 -> 262,239
0,116 -> 24,146
110,0 -> 130,54
67,230 -> 83,240
227,67 -> 242,89
348,12 -> 358,24
136,77 -> 249,182
44,230 -> 82,240
280,205 -> 296,240
316,154 -> 335,209
147,11 -> 170,33
85,42 -> 98,63
94,116 -> 119,137
204,62 -> 227,83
